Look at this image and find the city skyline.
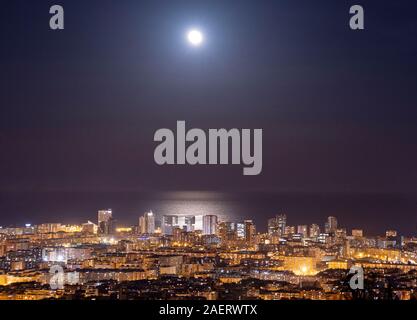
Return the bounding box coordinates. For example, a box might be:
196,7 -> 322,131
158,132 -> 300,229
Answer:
1,202 -> 416,300
0,208 -> 413,240
2,188 -> 417,235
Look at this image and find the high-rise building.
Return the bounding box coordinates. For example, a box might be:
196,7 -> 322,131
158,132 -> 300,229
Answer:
244,220 -> 256,243
343,239 -> 351,258
386,230 -> 397,237
138,211 -> 155,234
194,215 -> 203,231
267,218 -> 278,235
98,209 -> 112,225
203,215 -> 217,235
276,214 -> 286,235
147,211 -> 155,233
268,214 -> 286,236
217,222 -> 237,242
236,222 -> 245,239
138,216 -> 144,234
297,225 -> 308,238
162,215 -> 194,235
325,216 -> 338,234
97,209 -> 115,235
162,215 -> 176,235
309,224 -> 320,238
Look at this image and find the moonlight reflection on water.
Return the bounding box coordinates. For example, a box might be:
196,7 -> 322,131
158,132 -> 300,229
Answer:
149,191 -> 238,222
2,191 -> 416,235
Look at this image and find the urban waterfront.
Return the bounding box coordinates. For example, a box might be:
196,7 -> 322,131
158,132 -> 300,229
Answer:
1,0 -> 417,306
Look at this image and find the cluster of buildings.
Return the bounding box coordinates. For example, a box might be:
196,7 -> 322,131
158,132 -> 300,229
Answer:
0,210 -> 417,300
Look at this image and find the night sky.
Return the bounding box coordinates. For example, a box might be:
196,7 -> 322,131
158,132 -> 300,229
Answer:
1,1 -> 417,234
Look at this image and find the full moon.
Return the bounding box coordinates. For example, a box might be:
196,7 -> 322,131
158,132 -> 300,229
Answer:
187,29 -> 203,46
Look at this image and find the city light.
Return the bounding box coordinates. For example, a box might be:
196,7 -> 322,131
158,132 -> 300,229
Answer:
0,211 -> 415,300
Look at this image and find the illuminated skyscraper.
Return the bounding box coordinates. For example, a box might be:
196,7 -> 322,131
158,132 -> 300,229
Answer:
162,215 -> 176,235
325,216 -> 338,234
138,216 -> 144,234
244,220 -> 256,243
267,218 -> 278,235
236,222 -> 245,239
98,209 -> 115,235
343,239 -> 351,258
297,225 -> 308,238
203,215 -> 217,235
162,215 -> 194,235
98,209 -> 112,225
268,214 -> 286,236
138,211 -> 155,234
194,215 -> 203,231
217,222 -> 237,242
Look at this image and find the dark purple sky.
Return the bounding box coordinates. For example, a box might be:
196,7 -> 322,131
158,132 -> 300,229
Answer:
1,1 -> 417,234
